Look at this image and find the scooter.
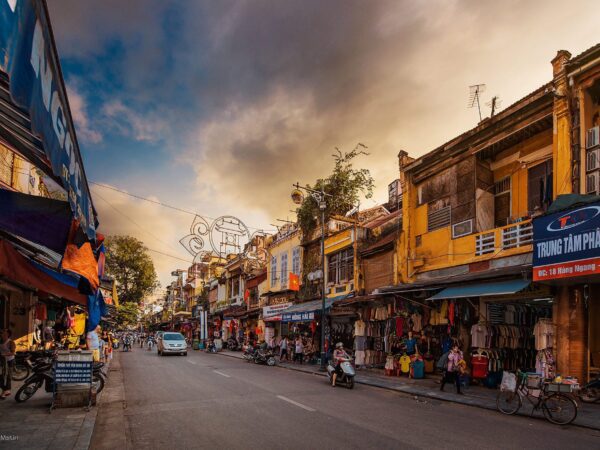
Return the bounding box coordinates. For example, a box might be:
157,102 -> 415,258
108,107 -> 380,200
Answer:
205,340 -> 218,353
579,376 -> 600,403
253,348 -> 277,366
227,338 -> 241,351
327,358 -> 355,389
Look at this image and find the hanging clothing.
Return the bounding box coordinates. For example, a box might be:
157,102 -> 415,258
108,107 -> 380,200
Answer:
471,324 -> 488,348
72,313 -> 86,336
395,317 -> 404,337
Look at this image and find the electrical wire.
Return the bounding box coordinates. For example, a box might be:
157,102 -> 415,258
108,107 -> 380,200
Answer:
89,181 -> 276,233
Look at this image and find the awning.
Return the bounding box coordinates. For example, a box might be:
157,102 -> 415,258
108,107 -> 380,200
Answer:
0,189 -> 72,254
427,279 -> 530,301
0,238 -> 87,305
281,297 -> 339,322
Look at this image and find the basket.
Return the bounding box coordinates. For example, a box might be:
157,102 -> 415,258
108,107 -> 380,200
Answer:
526,373 -> 543,389
545,382 -> 579,393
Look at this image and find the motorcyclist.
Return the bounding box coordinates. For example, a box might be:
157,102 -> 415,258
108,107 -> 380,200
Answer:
331,342 -> 350,387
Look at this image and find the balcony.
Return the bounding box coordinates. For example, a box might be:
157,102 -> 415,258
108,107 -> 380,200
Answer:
414,219 -> 533,274
475,220 -> 533,256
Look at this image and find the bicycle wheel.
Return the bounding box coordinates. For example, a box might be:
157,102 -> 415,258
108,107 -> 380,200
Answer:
542,393 -> 578,425
496,390 -> 522,415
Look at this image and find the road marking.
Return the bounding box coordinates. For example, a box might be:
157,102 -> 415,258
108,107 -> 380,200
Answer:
213,370 -> 230,378
187,360 -> 197,365
276,395 -> 315,412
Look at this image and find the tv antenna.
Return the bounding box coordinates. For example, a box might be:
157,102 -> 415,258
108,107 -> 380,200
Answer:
486,96 -> 502,117
468,84 -> 486,121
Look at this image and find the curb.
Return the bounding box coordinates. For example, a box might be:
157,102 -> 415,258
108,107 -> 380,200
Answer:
213,350 -> 599,431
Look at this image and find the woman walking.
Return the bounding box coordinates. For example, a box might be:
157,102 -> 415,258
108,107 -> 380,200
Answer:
440,344 -> 464,394
0,329 -> 16,399
280,336 -> 288,362
294,337 -> 304,364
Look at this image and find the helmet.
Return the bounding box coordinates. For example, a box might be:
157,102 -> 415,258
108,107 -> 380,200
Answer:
336,342 -> 343,349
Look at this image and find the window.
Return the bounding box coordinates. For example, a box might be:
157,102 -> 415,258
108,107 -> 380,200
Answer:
280,253 -> 288,288
527,161 -> 552,214
327,248 -> 354,285
427,199 -> 451,232
494,177 -> 511,227
292,247 -> 301,276
270,256 -> 277,286
587,172 -> 598,195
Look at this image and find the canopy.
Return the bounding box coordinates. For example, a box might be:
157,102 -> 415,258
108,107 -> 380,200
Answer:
427,279 -> 530,301
281,297 -> 339,322
0,239 -> 87,305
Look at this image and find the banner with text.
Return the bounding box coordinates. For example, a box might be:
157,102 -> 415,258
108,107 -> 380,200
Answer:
532,203 -> 600,281
0,0 -> 96,239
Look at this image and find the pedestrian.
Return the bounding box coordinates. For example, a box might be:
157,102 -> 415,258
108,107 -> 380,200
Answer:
440,344 -> 464,395
280,336 -> 288,361
0,329 -> 16,399
86,325 -> 102,362
294,336 -> 304,364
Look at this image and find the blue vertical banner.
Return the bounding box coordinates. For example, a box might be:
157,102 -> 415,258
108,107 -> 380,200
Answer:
0,0 -> 97,240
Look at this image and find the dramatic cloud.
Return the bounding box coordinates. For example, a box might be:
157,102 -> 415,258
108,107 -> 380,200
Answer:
48,0 -> 600,285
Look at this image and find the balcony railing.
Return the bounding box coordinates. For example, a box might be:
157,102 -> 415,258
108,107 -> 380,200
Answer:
474,220 -> 533,256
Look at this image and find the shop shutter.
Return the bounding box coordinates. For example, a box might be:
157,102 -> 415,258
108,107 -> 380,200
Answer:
364,251 -> 394,293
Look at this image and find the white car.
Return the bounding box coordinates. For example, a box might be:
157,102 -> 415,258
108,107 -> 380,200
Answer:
158,332 -> 187,356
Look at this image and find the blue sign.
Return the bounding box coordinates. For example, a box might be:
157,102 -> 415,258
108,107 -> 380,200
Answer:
532,202 -> 600,281
281,311 -> 315,322
0,0 -> 96,239
54,361 -> 92,384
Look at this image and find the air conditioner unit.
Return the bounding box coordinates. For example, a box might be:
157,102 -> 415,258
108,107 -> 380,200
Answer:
586,172 -> 598,195
452,219 -> 473,239
586,126 -> 600,149
587,148 -> 599,172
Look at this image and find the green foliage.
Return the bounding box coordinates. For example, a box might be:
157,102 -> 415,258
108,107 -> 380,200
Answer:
105,235 -> 160,305
116,302 -> 140,327
297,143 -> 374,238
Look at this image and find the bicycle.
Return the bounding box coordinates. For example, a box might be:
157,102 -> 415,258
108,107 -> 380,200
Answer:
496,371 -> 578,425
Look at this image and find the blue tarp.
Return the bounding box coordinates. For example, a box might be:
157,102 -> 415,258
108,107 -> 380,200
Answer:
87,290 -> 107,332
427,280 -> 530,300
31,259 -> 79,289
0,189 -> 71,254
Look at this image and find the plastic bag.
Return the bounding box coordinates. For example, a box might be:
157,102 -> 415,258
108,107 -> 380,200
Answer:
500,371 -> 517,392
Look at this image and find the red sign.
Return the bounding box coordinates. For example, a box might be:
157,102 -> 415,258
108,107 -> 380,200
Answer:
533,257 -> 600,281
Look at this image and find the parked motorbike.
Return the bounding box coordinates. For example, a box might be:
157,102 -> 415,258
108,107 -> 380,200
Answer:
227,338 -> 241,351
12,350 -> 55,381
579,376 -> 600,403
15,358 -> 106,402
205,340 -> 218,353
327,358 -> 355,389
242,344 -> 256,362
253,348 -> 277,366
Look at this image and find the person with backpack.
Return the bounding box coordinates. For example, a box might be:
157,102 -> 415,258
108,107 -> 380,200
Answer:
440,344 -> 464,394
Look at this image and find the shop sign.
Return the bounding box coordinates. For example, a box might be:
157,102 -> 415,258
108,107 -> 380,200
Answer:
330,306 -> 356,316
263,302 -> 292,319
270,295 -> 291,305
1,1 -> 96,239
533,203 -> 600,281
282,311 -> 314,322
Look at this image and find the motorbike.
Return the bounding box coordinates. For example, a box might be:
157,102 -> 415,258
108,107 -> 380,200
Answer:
579,376 -> 600,403
327,358 -> 355,389
227,338 -> 241,351
253,348 -> 277,366
205,340 -> 218,353
15,358 -> 106,402
242,344 -> 256,362
12,350 -> 55,381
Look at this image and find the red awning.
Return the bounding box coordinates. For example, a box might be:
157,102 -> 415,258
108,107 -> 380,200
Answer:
0,239 -> 87,305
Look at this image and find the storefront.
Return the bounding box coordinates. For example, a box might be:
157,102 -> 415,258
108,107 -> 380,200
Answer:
533,197 -> 600,382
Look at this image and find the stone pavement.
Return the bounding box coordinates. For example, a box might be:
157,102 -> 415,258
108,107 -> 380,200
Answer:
216,349 -> 600,431
0,359 -> 110,449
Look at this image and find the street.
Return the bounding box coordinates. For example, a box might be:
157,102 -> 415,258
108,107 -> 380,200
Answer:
91,349 -> 600,450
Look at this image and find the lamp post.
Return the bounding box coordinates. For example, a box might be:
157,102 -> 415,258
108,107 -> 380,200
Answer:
291,182 -> 331,371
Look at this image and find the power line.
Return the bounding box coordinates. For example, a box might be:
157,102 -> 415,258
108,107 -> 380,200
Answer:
89,181 -> 276,233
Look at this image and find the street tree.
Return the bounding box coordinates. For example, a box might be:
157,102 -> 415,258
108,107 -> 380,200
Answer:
105,235 -> 160,305
116,302 -> 140,328
297,143 -> 375,237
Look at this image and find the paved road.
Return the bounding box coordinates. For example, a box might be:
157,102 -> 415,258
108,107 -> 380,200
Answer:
93,348 -> 600,449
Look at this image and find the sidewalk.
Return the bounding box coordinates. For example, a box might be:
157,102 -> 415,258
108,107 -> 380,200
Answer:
215,349 -> 600,431
0,359 -> 110,449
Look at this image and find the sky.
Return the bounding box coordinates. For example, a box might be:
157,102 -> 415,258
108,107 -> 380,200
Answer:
47,0 -> 599,291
